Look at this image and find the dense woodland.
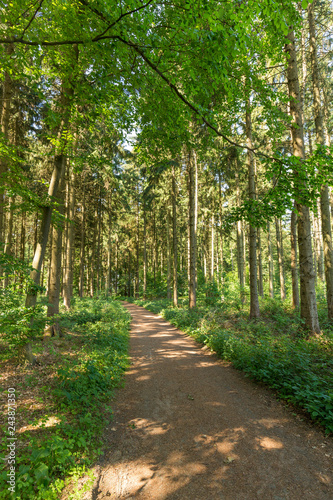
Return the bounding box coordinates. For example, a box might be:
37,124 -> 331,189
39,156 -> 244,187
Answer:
1,0 -> 333,345
1,1 -> 333,497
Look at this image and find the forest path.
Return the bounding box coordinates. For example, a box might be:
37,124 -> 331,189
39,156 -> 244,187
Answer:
88,302 -> 333,500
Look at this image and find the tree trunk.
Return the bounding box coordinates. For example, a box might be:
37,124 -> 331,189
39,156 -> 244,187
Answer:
172,165 -> 178,306
246,103 -> 260,318
236,170 -> 245,301
167,209 -> 171,300
308,0 -> 333,319
257,228 -> 264,297
291,207 -> 299,308
267,222 -> 274,298
135,194 -> 140,298
275,217 -> 286,300
63,163 -> 75,309
79,185 -> 86,297
286,29 -> 320,334
143,213 -> 147,299
218,172 -> 224,283
188,150 -> 196,309
0,44 -> 14,245
313,206 -> 324,281
44,175 -> 65,339
210,214 -> 214,282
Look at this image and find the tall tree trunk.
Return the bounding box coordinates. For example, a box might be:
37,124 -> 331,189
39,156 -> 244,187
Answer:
63,163 -> 75,309
275,217 -> 286,300
135,193 -> 140,298
4,195 -> 15,287
218,172 -> 224,282
188,150 -> 196,309
210,214 -> 214,282
291,207 -> 300,308
143,212 -> 147,299
172,165 -> 178,306
115,234 -> 118,296
167,209 -> 171,300
0,44 -> 14,245
96,192 -> 102,293
266,189 -> 274,299
313,206 -> 324,281
246,103 -> 260,318
79,185 -> 86,297
286,29 -> 320,334
308,0 -> 333,319
44,176 -> 65,339
236,170 -> 245,301
257,228 -> 264,297
90,208 -> 97,297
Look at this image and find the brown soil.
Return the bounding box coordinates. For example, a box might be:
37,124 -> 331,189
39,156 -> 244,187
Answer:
86,302 -> 333,500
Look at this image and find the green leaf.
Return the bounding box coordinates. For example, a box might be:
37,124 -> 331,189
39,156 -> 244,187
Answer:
34,463 -> 50,485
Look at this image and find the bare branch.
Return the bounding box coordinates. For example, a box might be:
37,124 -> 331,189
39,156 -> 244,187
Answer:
19,0 -> 45,39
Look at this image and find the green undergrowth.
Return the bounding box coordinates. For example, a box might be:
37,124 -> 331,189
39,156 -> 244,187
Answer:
133,296 -> 333,434
0,297 -> 131,500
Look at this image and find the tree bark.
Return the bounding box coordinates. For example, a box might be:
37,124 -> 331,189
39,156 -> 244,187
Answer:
257,228 -> 264,297
267,222 -> 274,298
79,184 -> 86,297
44,175 -> 65,339
167,209 -> 171,300
218,172 -> 224,282
188,150 -> 196,309
275,217 -> 286,300
291,207 -> 299,308
286,29 -> 320,334
63,162 -> 75,309
246,103 -> 260,318
143,212 -> 147,299
0,43 -> 14,245
172,165 -> 178,306
236,170 -> 245,301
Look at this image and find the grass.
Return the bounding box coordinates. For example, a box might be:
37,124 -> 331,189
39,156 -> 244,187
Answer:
132,293 -> 333,435
0,297 -> 131,500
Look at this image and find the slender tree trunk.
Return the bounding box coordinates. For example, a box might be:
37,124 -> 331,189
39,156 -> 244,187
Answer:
172,165 -> 178,306
210,214 -> 214,282
218,172 -> 224,282
291,207 -> 300,308
127,250 -> 131,297
106,194 -> 112,297
313,206 -> 324,281
188,150 -> 196,308
115,234 -> 118,296
63,163 -> 75,309
286,29 -> 320,334
257,228 -> 264,297
79,185 -> 86,297
236,170 -> 245,300
0,44 -> 14,245
44,176 -> 65,339
90,209 -> 97,297
275,217 -> 286,300
143,213 -> 147,299
246,103 -> 260,318
308,0 -> 333,319
4,195 -> 15,287
167,209 -> 171,300
96,192 -> 102,293
136,194 -> 140,298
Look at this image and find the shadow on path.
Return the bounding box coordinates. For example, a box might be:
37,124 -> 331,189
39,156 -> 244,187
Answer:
89,302 -> 333,500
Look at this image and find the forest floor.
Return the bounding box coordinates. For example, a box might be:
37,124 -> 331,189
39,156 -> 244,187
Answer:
84,301 -> 333,500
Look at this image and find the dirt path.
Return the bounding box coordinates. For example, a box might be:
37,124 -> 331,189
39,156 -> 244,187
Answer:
87,302 -> 333,500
